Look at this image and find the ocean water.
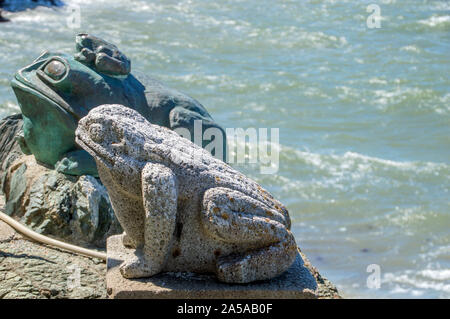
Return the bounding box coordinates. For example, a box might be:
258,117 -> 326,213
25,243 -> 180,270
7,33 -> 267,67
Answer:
0,0 -> 449,298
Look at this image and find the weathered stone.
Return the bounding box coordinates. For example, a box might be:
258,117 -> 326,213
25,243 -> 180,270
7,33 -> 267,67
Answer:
1,155 -> 122,247
0,115 -> 122,247
76,104 -> 297,283
0,196 -> 20,243
0,114 -> 23,173
1,195 -> 106,300
0,220 -> 106,299
106,235 -> 317,299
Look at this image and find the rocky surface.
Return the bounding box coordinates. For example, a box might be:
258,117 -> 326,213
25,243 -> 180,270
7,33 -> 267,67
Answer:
298,248 -> 341,299
0,114 -> 122,248
0,237 -> 106,299
0,114 -> 23,173
0,197 -> 107,299
0,194 -> 339,299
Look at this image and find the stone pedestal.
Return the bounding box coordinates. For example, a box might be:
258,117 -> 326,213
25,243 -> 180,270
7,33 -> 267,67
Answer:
106,235 -> 319,299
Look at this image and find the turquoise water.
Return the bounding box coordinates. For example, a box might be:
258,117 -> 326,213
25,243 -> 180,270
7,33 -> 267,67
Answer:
0,0 -> 449,298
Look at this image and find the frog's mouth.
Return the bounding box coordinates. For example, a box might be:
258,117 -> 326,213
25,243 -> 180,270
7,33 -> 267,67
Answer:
75,133 -> 115,169
11,78 -> 80,120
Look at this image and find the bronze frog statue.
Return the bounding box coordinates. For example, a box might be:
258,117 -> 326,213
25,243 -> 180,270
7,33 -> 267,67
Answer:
11,34 -> 226,177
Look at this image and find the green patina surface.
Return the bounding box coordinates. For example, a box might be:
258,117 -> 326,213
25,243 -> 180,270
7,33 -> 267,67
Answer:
11,34 -> 226,177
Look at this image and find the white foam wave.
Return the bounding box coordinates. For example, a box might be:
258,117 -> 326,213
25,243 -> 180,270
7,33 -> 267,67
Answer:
293,149 -> 448,174
389,206 -> 428,227
225,139 -> 449,195
420,269 -> 450,281
400,45 -> 421,53
384,269 -> 450,296
368,78 -> 388,85
432,1 -> 450,11
373,87 -> 424,107
0,101 -> 20,112
420,245 -> 450,260
418,15 -> 450,27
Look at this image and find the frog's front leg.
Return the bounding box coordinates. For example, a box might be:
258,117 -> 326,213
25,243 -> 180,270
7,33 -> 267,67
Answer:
54,149 -> 99,177
201,187 -> 297,283
119,162 -> 177,279
74,47 -> 96,64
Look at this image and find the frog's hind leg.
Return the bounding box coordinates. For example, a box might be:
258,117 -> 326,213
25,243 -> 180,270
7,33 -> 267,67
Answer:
201,187 -> 297,283
216,239 -> 297,284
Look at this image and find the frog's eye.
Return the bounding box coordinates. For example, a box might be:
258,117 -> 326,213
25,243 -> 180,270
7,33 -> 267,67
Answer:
44,60 -> 66,80
89,123 -> 104,143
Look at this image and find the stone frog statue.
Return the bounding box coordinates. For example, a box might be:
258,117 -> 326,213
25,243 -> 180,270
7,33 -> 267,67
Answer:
11,34 -> 226,177
75,104 -> 297,283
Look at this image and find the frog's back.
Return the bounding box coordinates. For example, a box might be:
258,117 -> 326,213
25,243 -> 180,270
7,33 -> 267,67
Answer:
151,127 -> 284,211
133,72 -> 214,128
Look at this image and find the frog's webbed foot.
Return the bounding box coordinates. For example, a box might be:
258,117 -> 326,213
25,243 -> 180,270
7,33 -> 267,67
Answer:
119,251 -> 160,279
55,149 -> 99,177
201,187 -> 297,283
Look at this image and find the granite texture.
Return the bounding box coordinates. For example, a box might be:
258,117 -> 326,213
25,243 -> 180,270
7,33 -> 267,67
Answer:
76,104 -> 297,283
0,195 -> 106,299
